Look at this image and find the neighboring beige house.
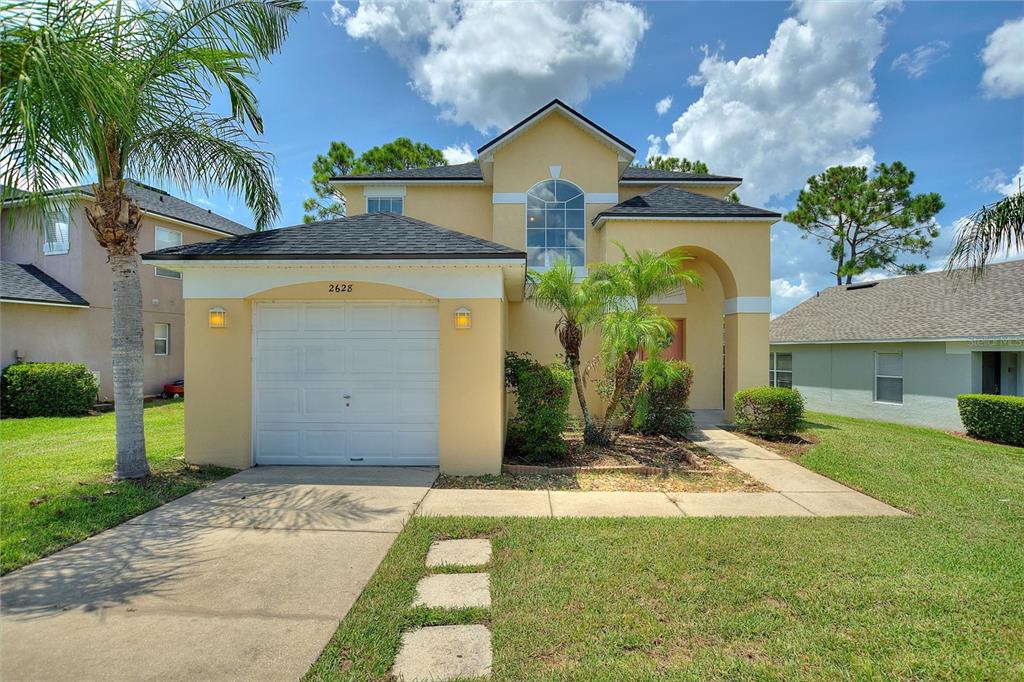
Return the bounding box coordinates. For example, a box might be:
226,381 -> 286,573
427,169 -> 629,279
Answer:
143,100 -> 780,474
1,182 -> 251,400
770,260 -> 1024,431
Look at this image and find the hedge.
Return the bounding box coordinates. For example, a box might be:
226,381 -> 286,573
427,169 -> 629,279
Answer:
957,394 -> 1024,446
1,362 -> 98,417
733,386 -> 804,438
504,352 -> 573,464
634,359 -> 695,437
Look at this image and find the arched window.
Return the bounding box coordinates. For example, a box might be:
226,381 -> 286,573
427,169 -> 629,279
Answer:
526,179 -> 585,268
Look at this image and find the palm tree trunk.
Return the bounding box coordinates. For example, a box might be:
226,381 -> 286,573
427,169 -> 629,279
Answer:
110,253 -> 149,479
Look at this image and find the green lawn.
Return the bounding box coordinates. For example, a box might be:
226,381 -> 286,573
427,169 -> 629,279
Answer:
307,413 -> 1024,681
1,400 -> 233,574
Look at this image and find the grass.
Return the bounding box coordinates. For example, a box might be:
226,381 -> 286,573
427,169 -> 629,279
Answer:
306,412 -> 1024,681
1,400 -> 233,574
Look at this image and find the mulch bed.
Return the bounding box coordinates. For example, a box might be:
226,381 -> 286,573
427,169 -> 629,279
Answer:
435,431 -> 768,492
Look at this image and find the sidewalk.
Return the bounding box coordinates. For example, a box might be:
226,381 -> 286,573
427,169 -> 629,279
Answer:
417,425 -> 907,519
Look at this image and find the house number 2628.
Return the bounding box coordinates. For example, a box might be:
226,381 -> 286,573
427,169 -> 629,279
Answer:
328,283 -> 353,293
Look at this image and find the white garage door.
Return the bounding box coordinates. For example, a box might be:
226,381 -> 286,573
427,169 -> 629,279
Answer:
253,301 -> 439,465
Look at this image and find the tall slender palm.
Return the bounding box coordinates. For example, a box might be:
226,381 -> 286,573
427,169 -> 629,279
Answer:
1,0 -> 302,478
529,258 -> 603,441
946,187 -> 1024,278
590,245 -> 703,442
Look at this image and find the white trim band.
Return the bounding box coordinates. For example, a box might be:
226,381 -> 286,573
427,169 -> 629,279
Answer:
492,192 -> 527,204
724,297 -> 771,314
585,192 -> 619,204
364,185 -> 406,198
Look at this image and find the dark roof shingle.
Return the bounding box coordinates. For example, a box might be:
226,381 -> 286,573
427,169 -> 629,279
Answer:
619,167 -> 741,183
0,262 -> 89,306
4,181 -> 252,236
770,260 -> 1024,343
595,185 -> 781,222
142,212 -> 526,261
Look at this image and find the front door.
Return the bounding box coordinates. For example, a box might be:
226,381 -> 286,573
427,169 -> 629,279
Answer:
982,352 -> 1001,395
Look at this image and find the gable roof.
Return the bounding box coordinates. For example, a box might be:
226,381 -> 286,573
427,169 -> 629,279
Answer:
770,260 -> 1024,344
0,262 -> 89,307
594,185 -> 781,224
476,99 -> 636,158
3,181 -> 252,236
142,212 -> 526,261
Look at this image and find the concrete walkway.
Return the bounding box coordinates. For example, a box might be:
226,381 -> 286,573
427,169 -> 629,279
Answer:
418,426 -> 906,519
1,466 -> 438,682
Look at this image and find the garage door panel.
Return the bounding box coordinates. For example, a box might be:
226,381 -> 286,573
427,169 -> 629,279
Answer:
256,388 -> 301,417
303,303 -> 346,331
254,301 -> 439,466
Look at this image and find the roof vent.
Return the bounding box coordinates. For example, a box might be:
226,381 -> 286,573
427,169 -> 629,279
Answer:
846,281 -> 879,291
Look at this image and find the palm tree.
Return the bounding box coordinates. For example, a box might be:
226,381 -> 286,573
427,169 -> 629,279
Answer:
1,0 -> 302,479
589,245 -> 703,442
946,186 -> 1024,278
529,258 -> 603,442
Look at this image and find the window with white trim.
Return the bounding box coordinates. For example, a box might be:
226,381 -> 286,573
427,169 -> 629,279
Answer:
874,352 -> 903,404
526,179 -> 585,268
43,211 -> 70,255
154,226 -> 182,279
367,197 -> 403,214
154,323 -> 170,356
769,352 -> 792,388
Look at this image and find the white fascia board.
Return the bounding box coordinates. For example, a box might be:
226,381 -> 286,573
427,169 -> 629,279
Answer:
724,297 -> 771,314
619,179 -> 741,187
142,257 -> 525,269
179,261 -> 517,300
594,214 -> 779,229
1,298 -> 89,309
772,336 -> 1024,346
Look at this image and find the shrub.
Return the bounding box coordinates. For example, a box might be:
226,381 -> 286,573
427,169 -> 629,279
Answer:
1,362 -> 98,418
504,352 -> 573,464
957,394 -> 1024,446
634,359 -> 695,437
733,386 -> 804,438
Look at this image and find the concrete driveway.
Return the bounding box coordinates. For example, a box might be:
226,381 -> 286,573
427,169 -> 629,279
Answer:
1,466 -> 437,682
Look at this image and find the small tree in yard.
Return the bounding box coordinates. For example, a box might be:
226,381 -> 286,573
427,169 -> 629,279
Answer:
529,258 -> 603,443
1,0 -> 302,479
588,246 -> 702,444
786,162 -> 944,285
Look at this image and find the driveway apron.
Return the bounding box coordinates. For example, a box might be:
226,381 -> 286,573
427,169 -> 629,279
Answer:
1,466 -> 437,682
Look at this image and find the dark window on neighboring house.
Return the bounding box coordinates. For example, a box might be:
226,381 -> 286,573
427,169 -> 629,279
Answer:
769,352 -> 792,388
154,323 -> 170,356
43,211 -> 70,255
154,226 -> 182,279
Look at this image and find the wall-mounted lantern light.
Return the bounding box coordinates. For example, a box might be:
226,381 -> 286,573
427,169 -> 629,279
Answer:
454,306 -> 472,330
208,306 -> 227,328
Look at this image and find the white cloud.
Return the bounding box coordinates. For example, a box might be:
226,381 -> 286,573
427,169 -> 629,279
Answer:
996,165 -> 1024,196
645,134 -> 663,162
442,143 -> 475,165
771,276 -> 812,301
655,95 -> 673,116
330,0 -> 649,132
981,17 -> 1024,98
657,0 -> 898,205
891,40 -> 949,78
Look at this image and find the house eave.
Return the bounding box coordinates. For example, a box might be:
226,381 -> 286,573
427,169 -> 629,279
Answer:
593,214 -> 781,228
770,335 -> 1024,345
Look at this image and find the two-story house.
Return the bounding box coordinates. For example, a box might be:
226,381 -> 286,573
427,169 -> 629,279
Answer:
1,181 -> 251,401
142,100 -> 780,475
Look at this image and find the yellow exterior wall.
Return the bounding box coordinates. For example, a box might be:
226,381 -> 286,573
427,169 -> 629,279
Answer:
439,298 -> 505,474
184,298 -> 252,469
725,312 -> 770,418
342,185 -> 493,241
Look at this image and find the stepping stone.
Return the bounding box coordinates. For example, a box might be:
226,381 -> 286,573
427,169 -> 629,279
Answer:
426,539 -> 492,568
391,624 -> 492,681
413,572 -> 490,609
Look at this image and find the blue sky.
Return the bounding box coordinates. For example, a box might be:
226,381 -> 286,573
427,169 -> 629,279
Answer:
186,1 -> 1024,315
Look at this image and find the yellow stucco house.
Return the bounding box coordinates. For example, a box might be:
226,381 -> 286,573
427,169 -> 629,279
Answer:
142,100 -> 780,475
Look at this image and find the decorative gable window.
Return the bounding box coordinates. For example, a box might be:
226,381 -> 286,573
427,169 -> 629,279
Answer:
154,226 -> 182,279
526,179 -> 585,269
43,211 -> 70,255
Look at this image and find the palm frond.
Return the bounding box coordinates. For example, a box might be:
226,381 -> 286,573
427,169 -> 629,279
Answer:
946,192 -> 1024,278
